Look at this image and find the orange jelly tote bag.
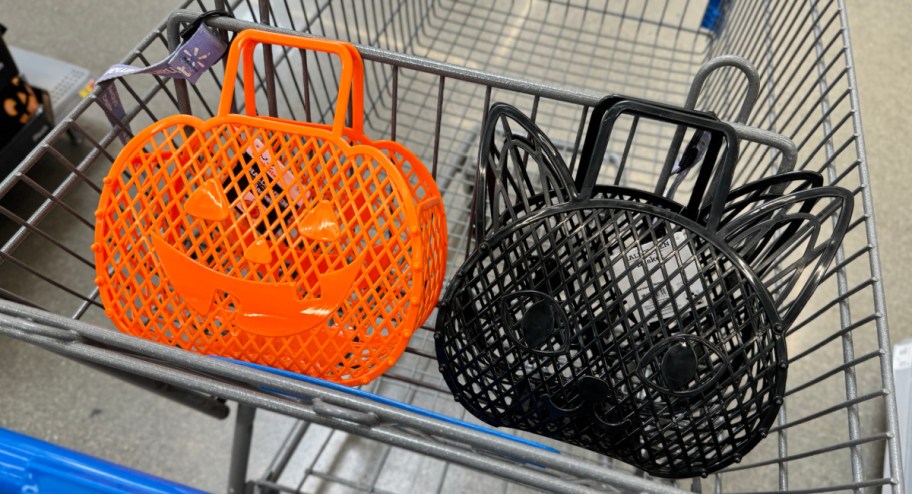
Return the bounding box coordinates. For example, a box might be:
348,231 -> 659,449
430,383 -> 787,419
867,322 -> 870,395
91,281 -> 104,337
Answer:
93,30 -> 446,384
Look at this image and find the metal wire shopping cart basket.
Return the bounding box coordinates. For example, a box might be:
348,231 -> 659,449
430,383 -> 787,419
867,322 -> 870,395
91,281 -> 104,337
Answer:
0,1 -> 900,492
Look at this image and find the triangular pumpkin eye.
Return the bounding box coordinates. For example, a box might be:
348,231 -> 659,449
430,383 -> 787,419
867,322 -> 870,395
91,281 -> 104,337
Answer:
186,179 -> 230,221
298,200 -> 341,242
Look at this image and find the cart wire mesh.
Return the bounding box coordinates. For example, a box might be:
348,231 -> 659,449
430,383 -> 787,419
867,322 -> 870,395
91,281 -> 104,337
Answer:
0,0 -> 899,492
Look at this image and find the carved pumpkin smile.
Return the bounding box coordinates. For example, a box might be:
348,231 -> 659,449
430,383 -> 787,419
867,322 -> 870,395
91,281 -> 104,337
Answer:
151,234 -> 363,337
150,179 -> 363,337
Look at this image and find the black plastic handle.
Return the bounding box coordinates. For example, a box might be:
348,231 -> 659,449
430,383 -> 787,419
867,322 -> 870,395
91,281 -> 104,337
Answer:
576,97 -> 740,230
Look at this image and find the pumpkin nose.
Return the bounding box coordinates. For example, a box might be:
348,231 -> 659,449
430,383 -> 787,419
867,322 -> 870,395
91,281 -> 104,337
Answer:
298,200 -> 341,242
244,237 -> 272,264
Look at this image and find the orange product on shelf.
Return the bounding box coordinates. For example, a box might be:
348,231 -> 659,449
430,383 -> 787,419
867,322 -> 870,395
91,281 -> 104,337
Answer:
93,30 -> 446,384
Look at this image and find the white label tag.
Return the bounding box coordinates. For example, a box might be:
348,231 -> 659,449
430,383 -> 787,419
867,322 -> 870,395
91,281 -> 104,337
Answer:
610,231 -> 706,323
226,137 -> 309,235
894,341 -> 912,370
240,138 -> 306,209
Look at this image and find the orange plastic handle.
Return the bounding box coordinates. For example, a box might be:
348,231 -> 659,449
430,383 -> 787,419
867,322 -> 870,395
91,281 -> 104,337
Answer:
218,29 -> 366,136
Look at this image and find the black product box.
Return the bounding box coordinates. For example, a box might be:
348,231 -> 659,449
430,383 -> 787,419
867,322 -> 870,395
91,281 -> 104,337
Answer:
0,75 -> 44,151
0,24 -> 17,87
0,104 -> 51,177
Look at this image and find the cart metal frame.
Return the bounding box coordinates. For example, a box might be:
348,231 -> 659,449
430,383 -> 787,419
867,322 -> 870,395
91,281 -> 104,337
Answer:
0,1 -> 899,492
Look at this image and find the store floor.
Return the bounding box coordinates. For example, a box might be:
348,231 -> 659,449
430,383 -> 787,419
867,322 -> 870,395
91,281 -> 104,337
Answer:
0,1 -> 909,492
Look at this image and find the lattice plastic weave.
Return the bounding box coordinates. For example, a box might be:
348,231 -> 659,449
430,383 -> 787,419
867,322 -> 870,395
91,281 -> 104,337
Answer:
94,30 -> 445,384
436,101 -> 852,477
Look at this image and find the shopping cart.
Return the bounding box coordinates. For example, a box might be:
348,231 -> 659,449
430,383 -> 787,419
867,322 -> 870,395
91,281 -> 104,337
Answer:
0,1 -> 900,493
0,427 -> 205,494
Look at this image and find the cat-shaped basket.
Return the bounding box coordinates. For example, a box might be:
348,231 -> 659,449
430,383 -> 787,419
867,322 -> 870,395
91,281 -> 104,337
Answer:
435,99 -> 852,477
94,30 -> 446,385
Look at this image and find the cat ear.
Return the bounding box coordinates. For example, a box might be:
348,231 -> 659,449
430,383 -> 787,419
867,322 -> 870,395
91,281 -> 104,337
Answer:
703,170 -> 823,225
720,187 -> 853,328
474,103 -> 577,242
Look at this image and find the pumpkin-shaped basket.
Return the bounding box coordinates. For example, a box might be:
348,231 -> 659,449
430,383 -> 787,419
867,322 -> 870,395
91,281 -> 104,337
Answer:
94,30 -> 446,385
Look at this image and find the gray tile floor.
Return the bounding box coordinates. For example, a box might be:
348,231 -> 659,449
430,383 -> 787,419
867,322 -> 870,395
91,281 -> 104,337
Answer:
0,1 -> 909,493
